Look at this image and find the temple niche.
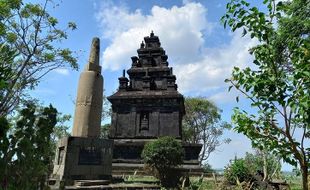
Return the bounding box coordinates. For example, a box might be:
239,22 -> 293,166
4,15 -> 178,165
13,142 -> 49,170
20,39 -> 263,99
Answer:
108,32 -> 202,174
108,31 -> 184,139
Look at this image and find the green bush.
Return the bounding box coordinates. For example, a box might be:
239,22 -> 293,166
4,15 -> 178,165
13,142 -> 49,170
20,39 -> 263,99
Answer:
142,136 -> 184,188
224,158 -> 252,184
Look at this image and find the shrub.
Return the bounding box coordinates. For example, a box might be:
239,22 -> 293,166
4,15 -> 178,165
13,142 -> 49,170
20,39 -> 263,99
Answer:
224,158 -> 252,184
142,136 -> 184,188
244,151 -> 281,180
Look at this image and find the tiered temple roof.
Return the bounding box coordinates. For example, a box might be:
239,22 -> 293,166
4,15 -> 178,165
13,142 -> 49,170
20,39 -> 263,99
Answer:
108,32 -> 184,139
112,31 -> 180,97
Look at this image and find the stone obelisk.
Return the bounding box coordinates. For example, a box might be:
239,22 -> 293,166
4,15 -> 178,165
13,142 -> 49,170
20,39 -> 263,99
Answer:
72,37 -> 103,137
49,38 -> 113,189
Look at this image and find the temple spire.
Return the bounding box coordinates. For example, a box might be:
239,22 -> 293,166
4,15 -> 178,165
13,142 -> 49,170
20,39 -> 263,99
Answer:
140,41 -> 145,48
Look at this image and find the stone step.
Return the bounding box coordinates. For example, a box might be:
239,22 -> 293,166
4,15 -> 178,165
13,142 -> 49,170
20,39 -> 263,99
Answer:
74,180 -> 110,186
112,163 -> 203,176
112,172 -> 146,176
65,183 -> 161,190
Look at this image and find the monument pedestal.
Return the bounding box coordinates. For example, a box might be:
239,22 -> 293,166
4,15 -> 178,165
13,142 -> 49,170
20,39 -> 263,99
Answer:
111,139 -> 203,175
48,137 -> 113,189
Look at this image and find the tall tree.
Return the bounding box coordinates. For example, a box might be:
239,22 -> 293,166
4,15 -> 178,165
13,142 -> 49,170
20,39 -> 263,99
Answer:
222,0 -> 309,189
0,102 -> 57,189
183,97 -> 231,164
0,0 -> 77,116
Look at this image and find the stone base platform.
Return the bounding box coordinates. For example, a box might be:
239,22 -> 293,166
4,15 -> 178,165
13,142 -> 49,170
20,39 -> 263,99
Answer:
65,180 -> 160,190
112,163 -> 203,176
49,137 -> 114,189
111,139 -> 203,176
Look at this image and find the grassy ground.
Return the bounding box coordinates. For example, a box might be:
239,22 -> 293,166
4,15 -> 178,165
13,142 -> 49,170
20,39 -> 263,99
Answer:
123,175 -> 303,190
283,175 -> 302,190
189,177 -> 216,189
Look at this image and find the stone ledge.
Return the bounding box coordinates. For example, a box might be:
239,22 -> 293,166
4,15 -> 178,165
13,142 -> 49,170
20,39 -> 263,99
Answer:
65,183 -> 161,190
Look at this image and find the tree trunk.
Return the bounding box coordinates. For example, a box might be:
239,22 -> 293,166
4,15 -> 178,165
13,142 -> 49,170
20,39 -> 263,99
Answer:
262,150 -> 268,181
301,165 -> 308,190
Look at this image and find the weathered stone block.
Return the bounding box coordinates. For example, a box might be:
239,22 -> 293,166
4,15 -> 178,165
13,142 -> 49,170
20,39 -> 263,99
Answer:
50,137 -> 113,186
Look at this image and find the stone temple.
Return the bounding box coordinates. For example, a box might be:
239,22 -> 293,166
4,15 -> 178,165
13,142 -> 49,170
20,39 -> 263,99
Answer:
108,32 -> 202,174
49,33 -> 202,189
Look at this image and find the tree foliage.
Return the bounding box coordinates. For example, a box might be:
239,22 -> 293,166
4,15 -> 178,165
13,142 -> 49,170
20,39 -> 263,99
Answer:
142,136 -> 184,188
100,123 -> 111,139
0,102 -> 57,190
0,0 -> 78,116
222,0 -> 309,189
101,94 -> 112,121
0,44 -> 16,98
51,113 -> 71,151
183,97 -> 231,163
202,162 -> 215,174
244,150 -> 281,181
224,158 -> 251,185
100,94 -> 112,138
224,151 -> 282,188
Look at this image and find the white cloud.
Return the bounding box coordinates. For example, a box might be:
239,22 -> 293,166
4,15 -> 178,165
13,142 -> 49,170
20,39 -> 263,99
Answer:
96,2 -> 212,71
96,2 -> 257,96
54,68 -> 70,76
175,29 -> 257,93
208,132 -> 253,168
209,88 -> 239,104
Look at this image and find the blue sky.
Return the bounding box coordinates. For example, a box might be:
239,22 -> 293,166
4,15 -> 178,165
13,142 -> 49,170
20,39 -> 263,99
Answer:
30,0 -> 293,170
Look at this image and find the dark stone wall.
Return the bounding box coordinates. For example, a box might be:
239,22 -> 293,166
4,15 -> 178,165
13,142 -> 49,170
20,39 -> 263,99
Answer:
112,140 -> 202,161
109,101 -> 183,139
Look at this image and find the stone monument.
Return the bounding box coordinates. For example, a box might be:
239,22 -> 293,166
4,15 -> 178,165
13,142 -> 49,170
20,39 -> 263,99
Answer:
108,32 -> 202,174
72,37 -> 103,137
49,38 -> 113,189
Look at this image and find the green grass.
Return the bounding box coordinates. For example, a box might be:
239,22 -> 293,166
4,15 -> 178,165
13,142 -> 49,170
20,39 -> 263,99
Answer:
286,177 -> 302,190
125,175 -> 159,183
123,174 -> 304,190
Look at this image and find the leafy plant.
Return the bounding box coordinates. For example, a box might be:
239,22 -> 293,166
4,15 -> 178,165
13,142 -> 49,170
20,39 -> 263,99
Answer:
100,123 -> 111,138
0,102 -> 58,189
188,175 -> 204,190
142,136 -> 184,188
222,0 -> 309,189
183,97 -> 231,164
224,158 -> 252,185
244,150 -> 281,181
0,0 -> 78,116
